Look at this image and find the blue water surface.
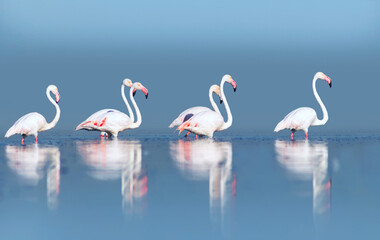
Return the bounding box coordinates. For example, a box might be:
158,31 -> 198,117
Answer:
0,131 -> 379,240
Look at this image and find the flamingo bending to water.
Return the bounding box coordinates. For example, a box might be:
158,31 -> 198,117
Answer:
177,74 -> 237,138
5,85 -> 61,144
76,81 -> 148,138
169,84 -> 222,136
274,72 -> 332,139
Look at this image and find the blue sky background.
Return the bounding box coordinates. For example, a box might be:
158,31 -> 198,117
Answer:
1,0 -> 379,133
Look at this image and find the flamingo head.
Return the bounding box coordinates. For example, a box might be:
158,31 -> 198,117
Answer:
123,78 -> 133,87
222,74 -> 237,92
211,84 -> 223,104
48,85 -> 60,103
316,72 -> 332,88
132,82 -> 149,99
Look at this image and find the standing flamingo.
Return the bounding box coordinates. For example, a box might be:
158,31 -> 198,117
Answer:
76,81 -> 148,138
177,74 -> 237,138
274,72 -> 332,139
169,84 -> 223,136
76,79 -> 134,138
5,85 -> 61,144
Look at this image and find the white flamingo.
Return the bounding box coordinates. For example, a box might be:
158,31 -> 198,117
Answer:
169,84 -> 223,136
177,74 -> 237,138
76,81 -> 148,138
76,79 -> 134,138
5,85 -> 61,144
274,72 -> 332,139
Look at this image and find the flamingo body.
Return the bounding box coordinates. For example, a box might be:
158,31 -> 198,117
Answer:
5,112 -> 48,138
274,107 -> 317,133
169,106 -> 212,128
178,111 -> 224,138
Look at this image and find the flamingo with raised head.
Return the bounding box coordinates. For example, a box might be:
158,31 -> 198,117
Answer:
274,72 -> 332,139
76,79 -> 134,138
76,81 -> 148,138
5,85 -> 61,145
169,84 -> 223,136
177,74 -> 237,138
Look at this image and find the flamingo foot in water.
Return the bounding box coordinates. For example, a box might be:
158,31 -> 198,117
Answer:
290,132 -> 294,140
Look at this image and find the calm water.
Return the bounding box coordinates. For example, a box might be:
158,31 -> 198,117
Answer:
0,132 -> 379,239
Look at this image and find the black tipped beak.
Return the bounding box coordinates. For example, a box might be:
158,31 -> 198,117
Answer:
220,99 -> 223,104
145,93 -> 148,99
233,87 -> 237,92
133,91 -> 136,97
329,82 -> 332,88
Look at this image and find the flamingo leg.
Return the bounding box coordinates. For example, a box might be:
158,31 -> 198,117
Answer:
35,136 -> 38,143
185,132 -> 190,137
305,132 -> 308,139
21,137 -> 25,145
196,135 -> 198,139
100,134 -> 103,138
290,132 -> 294,140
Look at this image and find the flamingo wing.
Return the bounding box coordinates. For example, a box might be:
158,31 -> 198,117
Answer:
178,111 -> 223,137
169,106 -> 212,128
96,111 -> 133,134
5,112 -> 47,137
76,109 -> 118,130
274,107 -> 317,132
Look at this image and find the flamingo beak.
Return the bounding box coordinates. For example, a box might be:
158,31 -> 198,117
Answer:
220,99 -> 223,104
231,79 -> 237,92
55,93 -> 61,103
325,76 -> 332,88
142,87 -> 149,99
133,89 -> 137,96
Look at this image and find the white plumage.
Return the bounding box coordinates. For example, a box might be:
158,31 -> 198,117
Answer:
274,72 -> 332,139
76,80 -> 148,138
169,84 -> 222,129
5,85 -> 61,144
177,74 -> 237,138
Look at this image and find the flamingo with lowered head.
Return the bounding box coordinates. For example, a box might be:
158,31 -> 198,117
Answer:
5,85 -> 61,144
169,84 -> 223,136
177,74 -> 237,138
76,81 -> 148,138
274,72 -> 332,139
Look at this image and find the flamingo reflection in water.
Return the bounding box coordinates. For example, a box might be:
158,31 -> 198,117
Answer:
5,145 -> 61,209
76,140 -> 147,214
275,140 -> 332,223
170,139 -> 235,218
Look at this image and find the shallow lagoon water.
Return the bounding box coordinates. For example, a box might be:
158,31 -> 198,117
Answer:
0,132 -> 379,239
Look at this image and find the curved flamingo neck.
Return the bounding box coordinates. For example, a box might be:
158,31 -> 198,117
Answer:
312,76 -> 328,126
130,87 -> 142,129
122,84 -> 134,122
41,89 -> 61,131
209,87 -> 221,114
219,79 -> 233,131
